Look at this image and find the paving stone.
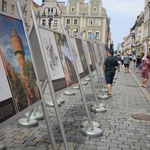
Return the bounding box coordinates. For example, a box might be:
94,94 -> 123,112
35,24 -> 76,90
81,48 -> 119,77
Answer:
1,68 -> 150,149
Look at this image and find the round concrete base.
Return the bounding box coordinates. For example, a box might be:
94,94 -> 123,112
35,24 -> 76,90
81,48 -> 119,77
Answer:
81,121 -> 100,128
91,105 -> 106,113
25,112 -> 43,120
18,118 -> 38,127
81,126 -> 103,137
97,94 -> 109,99
0,142 -> 5,150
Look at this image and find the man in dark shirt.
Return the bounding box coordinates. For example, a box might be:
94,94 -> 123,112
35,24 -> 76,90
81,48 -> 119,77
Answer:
103,50 -> 120,95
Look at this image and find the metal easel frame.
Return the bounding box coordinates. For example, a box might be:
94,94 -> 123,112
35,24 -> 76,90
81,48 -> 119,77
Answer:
62,25 -> 103,137
16,2 -> 57,149
29,9 -> 69,149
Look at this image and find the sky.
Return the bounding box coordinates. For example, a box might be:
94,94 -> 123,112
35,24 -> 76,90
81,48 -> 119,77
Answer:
34,0 -> 145,50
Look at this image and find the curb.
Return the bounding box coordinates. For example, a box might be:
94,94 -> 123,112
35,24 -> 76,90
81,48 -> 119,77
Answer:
130,70 -> 150,105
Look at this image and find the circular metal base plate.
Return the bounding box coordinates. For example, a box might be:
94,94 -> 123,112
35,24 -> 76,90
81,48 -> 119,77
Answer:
132,113 -> 150,121
81,81 -> 88,85
81,126 -> 103,137
25,112 -> 43,120
91,106 -> 106,113
97,94 -> 109,99
73,85 -> 80,89
18,118 -> 38,127
81,121 -> 100,128
57,97 -> 65,104
46,100 -> 61,107
63,90 -> 76,95
102,88 -> 108,92
91,103 -> 106,108
0,142 -> 5,150
85,77 -> 90,81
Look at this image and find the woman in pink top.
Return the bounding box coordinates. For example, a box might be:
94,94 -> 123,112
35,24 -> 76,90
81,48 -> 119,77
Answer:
141,52 -> 150,88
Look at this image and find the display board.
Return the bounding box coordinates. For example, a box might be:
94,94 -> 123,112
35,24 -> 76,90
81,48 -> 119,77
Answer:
75,38 -> 89,76
0,13 -> 41,124
85,41 -> 96,72
93,43 -> 101,64
70,37 -> 85,78
38,26 -> 78,92
96,43 -> 103,65
0,50 -> 17,123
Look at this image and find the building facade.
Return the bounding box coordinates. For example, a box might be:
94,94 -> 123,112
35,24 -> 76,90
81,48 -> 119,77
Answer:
38,0 -> 110,47
0,0 -> 110,48
0,0 -> 32,30
143,0 -> 150,51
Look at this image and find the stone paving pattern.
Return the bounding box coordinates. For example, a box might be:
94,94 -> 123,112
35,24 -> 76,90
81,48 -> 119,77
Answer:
0,65 -> 150,150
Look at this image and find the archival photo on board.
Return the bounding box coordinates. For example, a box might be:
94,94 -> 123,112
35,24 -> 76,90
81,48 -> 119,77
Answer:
86,41 -> 96,71
39,27 -> 78,91
0,13 -> 41,112
0,50 -> 17,124
93,43 -> 100,63
54,32 -> 78,86
70,37 -> 84,78
75,38 -> 89,76
82,40 -> 93,70
96,43 -> 103,65
39,27 -> 67,91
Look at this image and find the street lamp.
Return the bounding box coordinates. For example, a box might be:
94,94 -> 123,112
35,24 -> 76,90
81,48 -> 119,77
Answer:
48,18 -> 53,28
41,6 -> 61,28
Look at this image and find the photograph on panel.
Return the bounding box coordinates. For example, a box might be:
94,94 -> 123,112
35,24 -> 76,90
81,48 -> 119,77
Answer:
70,37 -> 84,78
0,50 -> 17,123
75,38 -> 89,76
54,32 -> 78,86
0,13 -> 41,111
82,40 -> 92,70
87,41 -> 96,71
39,27 -> 68,91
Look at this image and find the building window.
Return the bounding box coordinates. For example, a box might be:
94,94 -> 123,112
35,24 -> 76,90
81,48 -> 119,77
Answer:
95,19 -> 101,26
73,19 -> 78,25
87,32 -> 92,39
73,30 -> 77,37
53,19 -> 58,26
2,0 -> 7,11
66,19 -> 71,25
88,19 -> 93,26
93,7 -> 97,13
42,19 -> 46,26
71,7 -> 75,12
95,32 -> 100,39
11,5 -> 15,14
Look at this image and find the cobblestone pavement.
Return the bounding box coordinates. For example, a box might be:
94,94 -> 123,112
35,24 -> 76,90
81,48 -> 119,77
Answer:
0,66 -> 150,150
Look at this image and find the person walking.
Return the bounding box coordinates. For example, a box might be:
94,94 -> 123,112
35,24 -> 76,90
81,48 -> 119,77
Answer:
141,52 -> 150,88
124,53 -> 130,73
103,49 -> 120,96
135,55 -> 142,73
116,53 -> 121,72
132,55 -> 136,67
121,55 -> 124,65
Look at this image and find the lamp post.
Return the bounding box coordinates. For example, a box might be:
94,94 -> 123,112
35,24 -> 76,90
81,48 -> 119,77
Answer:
41,6 -> 61,28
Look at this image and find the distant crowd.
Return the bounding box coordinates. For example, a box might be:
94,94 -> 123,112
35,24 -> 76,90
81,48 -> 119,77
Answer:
114,51 -> 150,88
